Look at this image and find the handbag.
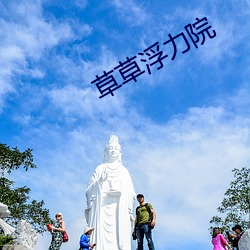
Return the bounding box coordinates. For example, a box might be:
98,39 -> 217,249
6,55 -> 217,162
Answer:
46,224 -> 52,232
62,231 -> 69,242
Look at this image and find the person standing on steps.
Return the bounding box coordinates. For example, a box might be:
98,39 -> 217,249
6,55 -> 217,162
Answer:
79,227 -> 96,250
133,194 -> 156,250
48,212 -> 66,250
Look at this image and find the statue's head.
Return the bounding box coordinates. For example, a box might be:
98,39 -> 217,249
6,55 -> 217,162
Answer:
104,135 -> 122,163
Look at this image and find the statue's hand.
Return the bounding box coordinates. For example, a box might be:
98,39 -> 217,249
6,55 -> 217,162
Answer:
86,195 -> 95,209
129,213 -> 135,222
101,171 -> 108,181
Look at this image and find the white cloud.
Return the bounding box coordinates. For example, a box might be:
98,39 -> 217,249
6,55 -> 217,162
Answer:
73,0 -> 88,9
0,2 -> 73,58
217,83 -> 250,115
198,18 -> 239,62
112,0 -> 148,26
44,45 -> 118,89
0,1 -> 74,111
48,84 -> 126,120
81,46 -> 119,83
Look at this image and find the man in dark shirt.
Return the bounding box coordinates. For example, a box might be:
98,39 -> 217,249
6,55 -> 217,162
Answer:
230,224 -> 244,250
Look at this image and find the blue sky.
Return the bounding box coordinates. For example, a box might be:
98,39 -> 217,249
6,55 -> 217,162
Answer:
0,0 -> 250,249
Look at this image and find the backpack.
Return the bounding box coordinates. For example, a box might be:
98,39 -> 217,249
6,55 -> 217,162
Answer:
136,203 -> 154,229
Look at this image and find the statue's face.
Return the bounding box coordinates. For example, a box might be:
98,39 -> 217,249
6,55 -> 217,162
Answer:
107,142 -> 121,160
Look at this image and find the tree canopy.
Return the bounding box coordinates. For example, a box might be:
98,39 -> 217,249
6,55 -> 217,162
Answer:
0,144 -> 36,175
0,143 -> 52,233
210,167 -> 250,232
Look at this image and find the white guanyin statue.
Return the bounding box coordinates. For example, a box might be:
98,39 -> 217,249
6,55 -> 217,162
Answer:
85,135 -> 136,250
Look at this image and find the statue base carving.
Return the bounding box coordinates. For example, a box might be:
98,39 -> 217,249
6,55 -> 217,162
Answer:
12,220 -> 38,250
1,245 -> 26,250
0,204 -> 37,250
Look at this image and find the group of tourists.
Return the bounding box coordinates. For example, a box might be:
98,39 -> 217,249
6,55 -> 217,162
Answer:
212,224 -> 245,250
48,202 -> 247,250
47,193 -> 156,250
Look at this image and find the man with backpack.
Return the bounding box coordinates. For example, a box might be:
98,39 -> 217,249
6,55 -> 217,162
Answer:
132,194 -> 156,250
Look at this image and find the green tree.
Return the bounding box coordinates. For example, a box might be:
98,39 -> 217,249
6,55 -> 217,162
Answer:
0,143 -> 52,233
210,167 -> 250,232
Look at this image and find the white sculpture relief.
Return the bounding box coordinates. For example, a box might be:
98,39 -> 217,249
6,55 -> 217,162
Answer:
13,220 -> 38,250
85,135 -> 136,250
0,203 -> 37,250
238,229 -> 250,250
0,202 -> 15,235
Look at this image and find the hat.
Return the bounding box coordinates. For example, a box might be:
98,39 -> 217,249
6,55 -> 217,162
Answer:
84,227 -> 95,234
55,212 -> 63,218
232,225 -> 243,231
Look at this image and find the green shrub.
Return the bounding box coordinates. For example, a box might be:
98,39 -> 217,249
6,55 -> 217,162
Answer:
0,234 -> 14,246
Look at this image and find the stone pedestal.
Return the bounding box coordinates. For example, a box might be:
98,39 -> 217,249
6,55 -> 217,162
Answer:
2,246 -> 26,250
